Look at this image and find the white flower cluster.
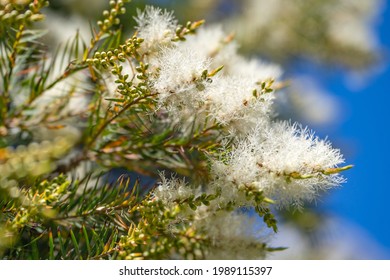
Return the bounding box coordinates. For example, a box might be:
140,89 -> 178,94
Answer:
132,5 -> 349,258
153,175 -> 201,208
133,7 -> 281,133
133,5 -> 347,208
153,175 -> 270,259
211,122 -> 345,208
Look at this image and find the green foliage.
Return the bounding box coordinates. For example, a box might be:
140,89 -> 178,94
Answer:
0,0 -> 227,259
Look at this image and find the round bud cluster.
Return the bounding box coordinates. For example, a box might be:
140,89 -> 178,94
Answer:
97,0 -> 130,32
88,36 -> 144,69
0,0 -> 48,25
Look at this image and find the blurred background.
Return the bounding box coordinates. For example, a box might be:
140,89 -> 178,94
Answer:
43,0 -> 390,259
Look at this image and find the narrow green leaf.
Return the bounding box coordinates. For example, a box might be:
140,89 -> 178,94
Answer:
208,65 -> 224,77
49,230 -> 54,260
266,246 -> 288,252
31,239 -> 39,260
82,225 -> 91,258
91,229 -> 104,257
109,230 -> 118,250
57,228 -> 65,258
322,165 -> 354,175
69,228 -> 81,259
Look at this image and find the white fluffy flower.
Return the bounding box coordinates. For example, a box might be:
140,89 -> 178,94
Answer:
153,46 -> 211,94
153,175 -> 200,206
134,6 -> 178,55
202,75 -> 274,129
151,32 -> 279,132
211,121 -> 345,208
229,56 -> 282,82
152,45 -> 211,122
181,25 -> 282,82
181,25 -> 233,63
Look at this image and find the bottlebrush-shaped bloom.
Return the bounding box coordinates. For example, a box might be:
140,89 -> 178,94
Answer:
210,121 -> 346,208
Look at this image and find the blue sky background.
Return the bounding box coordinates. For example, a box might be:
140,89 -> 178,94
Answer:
307,2 -> 390,258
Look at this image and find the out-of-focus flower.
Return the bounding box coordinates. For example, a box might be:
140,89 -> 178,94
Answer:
227,0 -> 381,68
